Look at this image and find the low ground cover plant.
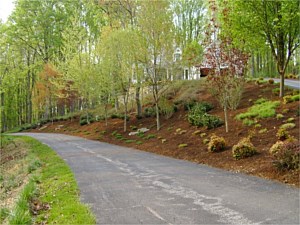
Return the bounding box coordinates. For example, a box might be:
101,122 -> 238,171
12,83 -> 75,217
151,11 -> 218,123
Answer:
236,100 -> 280,121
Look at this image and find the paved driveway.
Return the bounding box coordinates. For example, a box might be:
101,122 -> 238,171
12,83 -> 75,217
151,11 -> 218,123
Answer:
18,133 -> 299,224
266,78 -> 300,89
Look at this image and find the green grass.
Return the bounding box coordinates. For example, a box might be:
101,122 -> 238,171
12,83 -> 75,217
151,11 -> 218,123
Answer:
9,179 -> 37,225
18,136 -> 96,224
0,208 -> 10,224
236,100 -> 280,120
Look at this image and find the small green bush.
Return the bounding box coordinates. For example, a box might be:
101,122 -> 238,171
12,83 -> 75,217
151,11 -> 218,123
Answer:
188,103 -> 222,129
144,107 -> 156,118
79,113 -> 94,126
272,141 -> 299,171
276,114 -> 284,120
183,99 -> 197,111
286,117 -> 295,123
280,123 -> 296,130
258,128 -> 268,134
178,143 -> 188,148
272,88 -> 280,95
111,113 -> 129,120
189,113 -> 223,129
276,128 -> 290,141
159,97 -> 175,119
203,139 -> 209,144
207,134 -> 226,152
283,95 -> 293,104
232,137 -> 257,160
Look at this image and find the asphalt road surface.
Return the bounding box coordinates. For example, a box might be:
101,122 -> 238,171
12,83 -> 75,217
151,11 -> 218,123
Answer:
266,78 -> 300,89
18,133 -> 299,224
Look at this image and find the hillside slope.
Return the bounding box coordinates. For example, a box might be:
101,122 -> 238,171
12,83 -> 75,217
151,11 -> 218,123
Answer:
29,81 -> 300,186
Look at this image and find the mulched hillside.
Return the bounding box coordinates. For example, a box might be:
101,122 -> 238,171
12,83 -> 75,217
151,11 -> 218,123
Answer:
30,81 -> 300,187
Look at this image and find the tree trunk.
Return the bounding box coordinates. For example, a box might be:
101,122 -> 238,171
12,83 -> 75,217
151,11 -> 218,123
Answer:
279,71 -> 285,97
123,95 -> 127,132
155,102 -> 160,131
135,85 -> 142,118
105,104 -> 108,126
224,105 -> 228,133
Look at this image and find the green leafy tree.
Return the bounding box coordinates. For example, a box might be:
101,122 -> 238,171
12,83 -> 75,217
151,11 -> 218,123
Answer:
137,0 -> 174,130
219,0 -> 300,97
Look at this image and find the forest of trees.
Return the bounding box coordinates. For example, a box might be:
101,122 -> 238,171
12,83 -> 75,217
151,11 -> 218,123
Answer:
0,0 -> 299,132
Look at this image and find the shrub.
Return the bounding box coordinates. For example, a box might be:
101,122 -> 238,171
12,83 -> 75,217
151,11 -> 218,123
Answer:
130,125 -> 138,131
276,114 -> 284,120
143,107 -> 156,118
203,138 -> 210,144
232,137 -> 257,160
111,113 -> 128,120
268,79 -> 274,84
79,113 -> 94,126
270,141 -> 285,155
272,88 -> 280,95
272,141 -> 300,170
283,95 -> 293,104
292,89 -> 299,96
207,134 -> 226,152
286,117 -> 295,123
258,128 -> 268,134
189,112 -> 223,129
178,143 -> 188,148
159,97 -> 175,119
183,99 -> 197,111
280,123 -> 296,130
282,108 -> 289,114
276,128 -> 289,141
188,103 -> 222,129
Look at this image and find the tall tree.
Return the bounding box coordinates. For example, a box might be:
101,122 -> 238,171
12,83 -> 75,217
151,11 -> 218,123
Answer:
137,0 -> 174,130
219,0 -> 300,97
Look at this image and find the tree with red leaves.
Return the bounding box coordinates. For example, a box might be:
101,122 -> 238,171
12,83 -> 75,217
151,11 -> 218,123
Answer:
204,0 -> 249,133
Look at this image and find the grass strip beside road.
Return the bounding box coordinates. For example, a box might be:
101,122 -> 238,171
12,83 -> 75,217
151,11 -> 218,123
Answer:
20,136 -> 96,224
